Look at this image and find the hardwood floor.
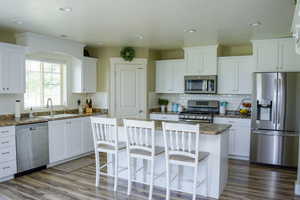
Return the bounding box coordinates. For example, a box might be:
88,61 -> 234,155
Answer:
0,157 -> 299,200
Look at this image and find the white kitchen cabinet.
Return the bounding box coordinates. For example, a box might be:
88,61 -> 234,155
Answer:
214,117 -> 251,160
49,116 -> 98,165
155,59 -> 185,93
65,118 -> 82,158
218,56 -> 254,94
252,38 -> 300,72
0,43 -> 25,94
149,113 -> 179,121
49,118 -> 83,164
72,56 -> 97,93
184,45 -> 218,75
278,38 -> 300,71
81,117 -> 94,153
49,120 -> 67,163
0,126 -> 16,181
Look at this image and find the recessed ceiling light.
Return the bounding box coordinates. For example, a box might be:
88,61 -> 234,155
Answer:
59,7 -> 72,12
136,34 -> 144,40
12,19 -> 23,25
249,21 -> 262,27
184,29 -> 197,33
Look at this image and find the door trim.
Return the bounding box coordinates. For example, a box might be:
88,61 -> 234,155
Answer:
109,57 -> 148,118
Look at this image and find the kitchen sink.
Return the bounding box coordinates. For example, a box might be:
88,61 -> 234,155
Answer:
39,113 -> 79,119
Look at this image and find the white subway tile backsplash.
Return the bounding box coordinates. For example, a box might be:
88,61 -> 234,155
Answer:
157,93 -> 251,111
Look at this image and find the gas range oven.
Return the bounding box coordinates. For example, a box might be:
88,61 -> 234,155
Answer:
179,100 -> 219,123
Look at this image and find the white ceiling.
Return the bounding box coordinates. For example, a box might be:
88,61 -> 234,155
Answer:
0,0 -> 296,49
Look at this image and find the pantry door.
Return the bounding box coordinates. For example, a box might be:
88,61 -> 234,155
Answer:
110,58 -> 147,119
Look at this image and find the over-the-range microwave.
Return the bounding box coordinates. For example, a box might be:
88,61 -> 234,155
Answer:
184,75 -> 217,94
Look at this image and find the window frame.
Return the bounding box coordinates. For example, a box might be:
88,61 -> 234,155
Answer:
24,58 -> 67,110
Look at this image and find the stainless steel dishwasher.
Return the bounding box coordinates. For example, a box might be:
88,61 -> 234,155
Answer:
16,122 -> 49,174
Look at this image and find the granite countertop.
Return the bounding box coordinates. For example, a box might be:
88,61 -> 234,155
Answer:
215,113 -> 251,119
150,111 -> 251,119
118,119 -> 231,135
0,112 -> 106,127
150,111 -> 180,115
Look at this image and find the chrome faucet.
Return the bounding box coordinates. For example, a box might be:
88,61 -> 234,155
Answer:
46,98 -> 54,116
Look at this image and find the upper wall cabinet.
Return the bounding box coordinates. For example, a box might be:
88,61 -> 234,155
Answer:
252,38 -> 300,72
218,56 -> 255,94
72,57 -> 97,93
184,45 -> 218,75
155,59 -> 185,93
0,43 -> 26,94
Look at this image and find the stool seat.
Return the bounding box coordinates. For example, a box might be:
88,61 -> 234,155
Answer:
97,142 -> 126,151
169,151 -> 209,163
130,146 -> 164,157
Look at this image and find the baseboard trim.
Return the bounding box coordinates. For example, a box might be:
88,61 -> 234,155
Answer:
47,151 -> 94,168
228,155 -> 249,161
295,181 -> 300,195
0,175 -> 14,183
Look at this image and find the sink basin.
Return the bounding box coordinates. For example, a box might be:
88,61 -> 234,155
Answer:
39,114 -> 79,119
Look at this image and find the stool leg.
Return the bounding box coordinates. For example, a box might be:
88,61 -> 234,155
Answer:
133,158 -> 137,180
114,153 -> 118,191
166,162 -> 170,200
127,155 -> 132,195
95,151 -> 100,187
143,159 -> 148,183
206,158 -> 209,197
192,164 -> 198,200
149,159 -> 154,200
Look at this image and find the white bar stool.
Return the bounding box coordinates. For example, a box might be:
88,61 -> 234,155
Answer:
91,117 -> 126,191
124,119 -> 164,200
162,122 -> 209,200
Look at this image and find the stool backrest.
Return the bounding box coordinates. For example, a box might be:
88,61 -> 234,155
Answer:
91,117 -> 118,149
123,119 -> 155,155
162,122 -> 200,160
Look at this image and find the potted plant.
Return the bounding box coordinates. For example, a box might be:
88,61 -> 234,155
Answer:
158,98 -> 169,113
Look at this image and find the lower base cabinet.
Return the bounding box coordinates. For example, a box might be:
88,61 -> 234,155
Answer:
214,117 -> 251,160
0,126 -> 16,180
49,117 -> 94,164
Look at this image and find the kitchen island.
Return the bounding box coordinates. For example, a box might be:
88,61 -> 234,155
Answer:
106,119 -> 231,199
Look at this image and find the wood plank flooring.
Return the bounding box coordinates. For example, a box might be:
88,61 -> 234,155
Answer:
0,156 -> 299,200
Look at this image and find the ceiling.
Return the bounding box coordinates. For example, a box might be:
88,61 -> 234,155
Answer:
0,0 -> 296,49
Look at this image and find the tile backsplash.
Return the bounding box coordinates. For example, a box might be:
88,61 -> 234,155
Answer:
153,93 -> 252,111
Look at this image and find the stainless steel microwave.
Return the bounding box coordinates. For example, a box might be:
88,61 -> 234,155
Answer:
184,75 -> 217,94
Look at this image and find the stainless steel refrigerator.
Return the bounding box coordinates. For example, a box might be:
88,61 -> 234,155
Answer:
250,72 -> 300,167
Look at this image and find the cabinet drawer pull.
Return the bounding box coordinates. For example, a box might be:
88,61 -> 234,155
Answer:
1,141 -> 9,144
2,152 -> 10,155
2,166 -> 10,170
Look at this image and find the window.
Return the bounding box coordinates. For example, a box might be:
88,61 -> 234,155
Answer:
24,60 -> 66,108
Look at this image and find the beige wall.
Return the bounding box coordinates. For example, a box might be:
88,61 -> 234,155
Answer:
86,46 -> 150,92
158,49 -> 184,60
220,44 -> 253,56
148,50 -> 160,92
0,30 -> 16,44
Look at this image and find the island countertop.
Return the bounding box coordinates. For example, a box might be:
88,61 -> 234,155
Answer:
117,119 -> 231,135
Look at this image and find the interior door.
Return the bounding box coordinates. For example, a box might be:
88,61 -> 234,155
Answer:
115,63 -> 146,119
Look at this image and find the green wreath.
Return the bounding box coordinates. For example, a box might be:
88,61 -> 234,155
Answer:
120,47 -> 135,61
